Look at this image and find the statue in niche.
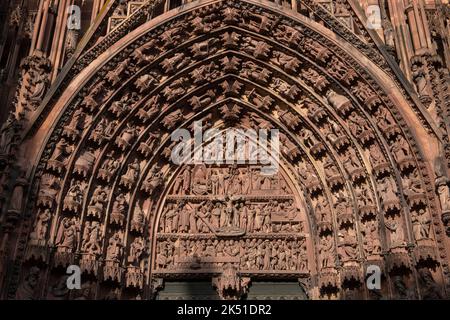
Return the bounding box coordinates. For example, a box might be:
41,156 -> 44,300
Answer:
391,135 -> 411,162
326,90 -> 351,112
210,169 -> 220,195
111,193 -> 128,226
81,221 -> 102,255
49,138 -> 72,165
66,108 -> 86,133
106,232 -> 123,262
135,73 -> 157,93
337,228 -> 358,262
121,159 -> 140,187
30,209 -> 51,243
323,156 -> 340,178
116,123 -> 140,150
55,217 -> 80,253
348,111 -> 370,137
104,119 -> 119,137
28,68 -> 49,105
362,220 -> 382,256
368,144 -> 385,166
375,107 -> 396,130
37,174 -> 60,207
334,191 -> 351,217
355,186 -> 374,207
315,196 -> 331,222
144,166 -> 164,195
240,9 -> 275,33
88,186 -> 108,217
0,111 -> 19,156
378,176 -> 398,204
128,237 -> 145,267
300,128 -> 318,149
411,64 -> 432,102
319,235 -> 335,269
385,216 -> 406,248
342,148 -> 360,173
274,24 -> 303,47
161,53 -> 189,73
411,208 -> 432,240
131,204 -> 145,233
106,58 -> 130,85
63,180 -> 84,212
402,176 -> 423,198
238,202 -> 247,231
9,171 -> 28,214
435,174 -> 450,212
99,151 -> 122,180
131,39 -> 158,64
240,168 -> 251,195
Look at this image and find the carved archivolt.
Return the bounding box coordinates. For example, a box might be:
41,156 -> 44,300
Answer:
9,0 -> 449,300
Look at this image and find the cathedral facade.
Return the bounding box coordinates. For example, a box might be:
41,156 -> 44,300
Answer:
0,0 -> 449,300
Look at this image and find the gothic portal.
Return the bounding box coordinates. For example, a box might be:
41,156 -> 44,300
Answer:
0,0 -> 449,300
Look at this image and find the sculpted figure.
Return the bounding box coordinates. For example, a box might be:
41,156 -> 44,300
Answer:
55,217 -> 80,252
106,232 -> 123,261
435,174 -> 450,212
327,90 -> 351,111
319,236 -> 335,269
378,176 -> 398,203
9,171 -> 28,213
315,196 -> 331,222
0,112 -> 19,155
144,166 -> 164,195
111,193 -> 128,225
337,229 -> 358,262
391,135 -> 411,162
128,237 -> 145,267
411,64 -> 432,101
81,221 -> 102,255
385,216 -> 405,248
64,180 -> 84,210
363,220 -> 382,255
122,159 -> 140,184
49,138 -> 71,163
412,209 -> 432,240
30,209 -> 51,242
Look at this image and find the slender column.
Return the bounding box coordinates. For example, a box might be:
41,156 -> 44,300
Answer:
49,0 -> 66,78
29,0 -> 44,54
35,0 -> 50,52
52,0 -> 73,80
91,0 -> 100,22
412,0 -> 428,51
388,0 -> 414,79
406,2 -> 422,52
418,0 -> 434,51
291,0 -> 298,11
